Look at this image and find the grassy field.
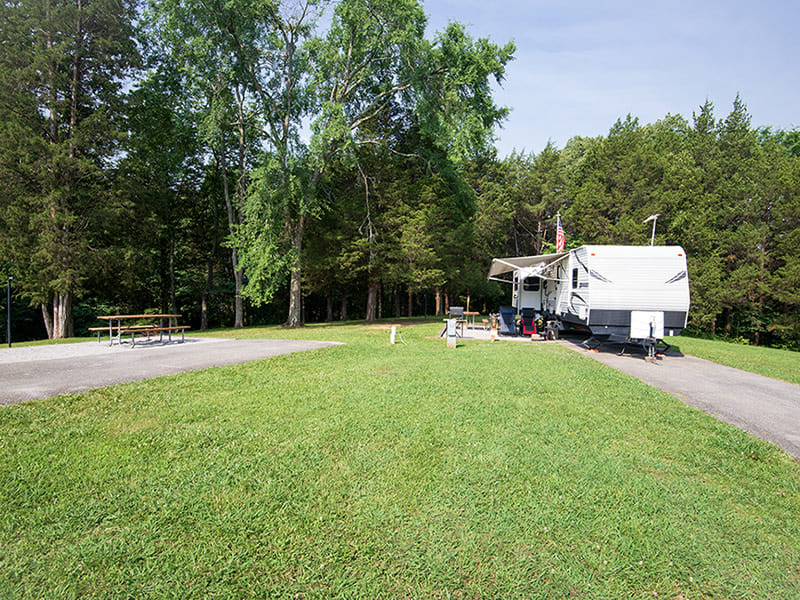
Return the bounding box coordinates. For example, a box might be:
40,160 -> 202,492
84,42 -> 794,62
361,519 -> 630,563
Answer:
1,321 -> 799,599
664,335 -> 800,385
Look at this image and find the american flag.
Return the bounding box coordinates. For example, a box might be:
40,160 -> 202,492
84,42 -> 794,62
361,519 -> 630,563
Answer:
556,214 -> 565,253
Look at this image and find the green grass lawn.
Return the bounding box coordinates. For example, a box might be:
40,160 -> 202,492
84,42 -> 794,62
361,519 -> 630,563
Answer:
2,322 -> 799,599
665,335 -> 800,385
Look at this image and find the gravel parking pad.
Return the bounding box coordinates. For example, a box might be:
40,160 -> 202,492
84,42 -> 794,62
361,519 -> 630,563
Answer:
0,337 -> 342,405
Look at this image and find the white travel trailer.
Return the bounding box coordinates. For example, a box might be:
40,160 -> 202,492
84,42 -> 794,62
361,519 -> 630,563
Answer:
488,245 -> 691,340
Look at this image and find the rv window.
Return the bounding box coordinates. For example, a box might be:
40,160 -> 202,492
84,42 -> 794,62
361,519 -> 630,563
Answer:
572,268 -> 578,288
523,276 -> 540,291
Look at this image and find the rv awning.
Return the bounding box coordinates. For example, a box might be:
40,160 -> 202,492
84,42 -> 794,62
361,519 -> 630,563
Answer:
488,252 -> 569,278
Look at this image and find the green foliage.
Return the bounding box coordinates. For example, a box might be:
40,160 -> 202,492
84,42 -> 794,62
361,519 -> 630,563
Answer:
297,1 -> 514,319
305,132 -> 473,315
0,0 -> 140,336
236,157 -> 301,307
415,22 -> 515,165
308,0 -> 427,163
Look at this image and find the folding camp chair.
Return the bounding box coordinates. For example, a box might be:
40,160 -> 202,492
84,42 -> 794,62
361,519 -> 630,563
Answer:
521,308 -> 537,335
498,306 -> 516,335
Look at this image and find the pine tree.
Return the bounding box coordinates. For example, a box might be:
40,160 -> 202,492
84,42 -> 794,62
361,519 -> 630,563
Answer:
0,0 -> 139,337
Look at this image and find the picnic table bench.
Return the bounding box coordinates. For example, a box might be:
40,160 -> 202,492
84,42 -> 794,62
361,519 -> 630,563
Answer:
91,314 -> 190,346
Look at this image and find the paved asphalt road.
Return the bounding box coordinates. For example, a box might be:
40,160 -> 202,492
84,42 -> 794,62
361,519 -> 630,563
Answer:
0,337 -> 341,405
561,339 -> 800,460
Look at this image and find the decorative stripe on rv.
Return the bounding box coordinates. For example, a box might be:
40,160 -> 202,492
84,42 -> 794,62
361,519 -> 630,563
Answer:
569,292 -> 588,313
589,270 -> 613,283
574,253 -> 589,273
664,270 -> 688,284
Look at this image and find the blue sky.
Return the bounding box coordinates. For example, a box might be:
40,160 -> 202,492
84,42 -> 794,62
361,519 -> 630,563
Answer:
423,0 -> 799,157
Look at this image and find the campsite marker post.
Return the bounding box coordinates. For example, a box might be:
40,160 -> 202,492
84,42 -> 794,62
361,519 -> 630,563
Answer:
446,319 -> 457,348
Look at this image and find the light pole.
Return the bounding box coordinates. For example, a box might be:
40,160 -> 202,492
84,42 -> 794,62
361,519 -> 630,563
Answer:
6,277 -> 11,348
643,214 -> 660,246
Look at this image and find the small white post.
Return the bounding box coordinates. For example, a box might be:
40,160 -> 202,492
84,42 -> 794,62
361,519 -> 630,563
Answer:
390,326 -> 397,344
446,319 -> 457,348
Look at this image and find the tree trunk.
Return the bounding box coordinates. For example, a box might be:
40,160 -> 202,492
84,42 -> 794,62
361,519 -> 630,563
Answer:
435,287 -> 442,316
233,87 -> 250,328
200,292 -> 208,331
365,281 -> 379,322
755,237 -> 767,346
58,292 -> 73,338
285,216 -> 305,328
340,294 -> 347,321
201,255 -> 213,331
393,288 -> 401,317
407,290 -> 413,318
217,149 -> 244,329
41,303 -> 54,340
169,232 -> 176,314
233,268 -> 244,328
45,292 -> 73,339
41,8 -> 60,342
326,293 -> 334,322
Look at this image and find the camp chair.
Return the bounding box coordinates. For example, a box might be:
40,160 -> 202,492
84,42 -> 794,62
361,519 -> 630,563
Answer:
521,308 -> 537,335
498,306 -> 516,335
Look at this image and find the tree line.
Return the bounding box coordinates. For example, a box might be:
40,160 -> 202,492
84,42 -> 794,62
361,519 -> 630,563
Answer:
470,100 -> 800,349
1,0 -> 798,349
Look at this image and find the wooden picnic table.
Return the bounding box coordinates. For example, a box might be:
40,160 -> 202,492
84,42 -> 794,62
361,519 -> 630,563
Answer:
464,311 -> 480,329
92,314 -> 188,346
